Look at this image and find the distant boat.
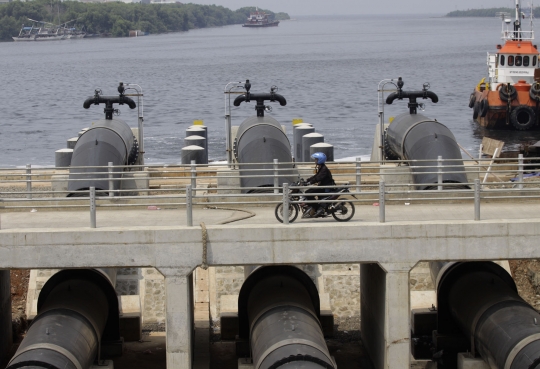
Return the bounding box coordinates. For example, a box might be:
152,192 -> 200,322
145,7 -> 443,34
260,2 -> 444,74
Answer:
243,8 -> 279,27
13,19 -> 85,41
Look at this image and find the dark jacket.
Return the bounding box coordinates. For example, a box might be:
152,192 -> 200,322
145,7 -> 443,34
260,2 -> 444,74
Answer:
307,164 -> 334,187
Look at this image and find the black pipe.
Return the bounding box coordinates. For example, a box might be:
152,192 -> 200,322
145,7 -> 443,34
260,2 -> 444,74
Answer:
238,266 -> 335,369
6,269 -> 119,369
385,113 -> 468,190
233,80 -> 286,117
430,261 -> 540,369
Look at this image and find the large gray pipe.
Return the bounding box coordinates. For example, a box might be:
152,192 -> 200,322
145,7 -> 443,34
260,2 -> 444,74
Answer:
430,261 -> 540,369
238,266 -> 335,369
385,113 -> 468,190
68,118 -> 138,196
234,116 -> 297,193
0,270 -> 11,368
6,268 -> 120,369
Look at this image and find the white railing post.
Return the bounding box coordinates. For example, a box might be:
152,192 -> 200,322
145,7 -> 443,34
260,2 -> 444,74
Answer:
186,185 -> 193,227
379,180 -> 385,223
283,183 -> 289,225
518,154 -> 524,190
90,187 -> 96,228
356,157 -> 362,193
437,156 -> 443,191
273,159 -> 279,194
474,179 -> 481,221
108,162 -> 114,197
191,160 -> 197,190
26,164 -> 32,199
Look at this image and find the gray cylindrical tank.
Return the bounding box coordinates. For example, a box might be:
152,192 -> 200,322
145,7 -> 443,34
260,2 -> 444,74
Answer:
55,149 -> 73,168
235,116 -> 297,192
6,268 -> 119,369
181,145 -> 205,164
0,270 -> 11,368
385,112 -> 467,190
68,119 -> 138,195
294,125 -> 315,162
238,266 -> 335,369
310,142 -> 334,162
302,133 -> 324,162
186,127 -> 207,149
430,261 -> 540,369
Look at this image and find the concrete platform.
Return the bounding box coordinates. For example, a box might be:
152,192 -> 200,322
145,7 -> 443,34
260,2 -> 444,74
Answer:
2,203 -> 540,369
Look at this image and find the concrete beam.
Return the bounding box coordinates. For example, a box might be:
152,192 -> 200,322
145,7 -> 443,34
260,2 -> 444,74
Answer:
2,220 -> 540,270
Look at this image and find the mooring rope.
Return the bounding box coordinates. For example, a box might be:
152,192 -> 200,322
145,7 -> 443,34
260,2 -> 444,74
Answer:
200,222 -> 208,270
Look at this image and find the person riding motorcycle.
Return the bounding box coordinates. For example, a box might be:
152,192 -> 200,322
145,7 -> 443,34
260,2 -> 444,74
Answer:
305,152 -> 335,217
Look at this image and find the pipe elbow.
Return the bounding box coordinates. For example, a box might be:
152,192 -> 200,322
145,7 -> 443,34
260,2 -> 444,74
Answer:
121,96 -> 137,109
386,93 -> 399,104
234,95 -> 247,107
83,97 -> 96,109
426,91 -> 439,103
273,93 -> 287,106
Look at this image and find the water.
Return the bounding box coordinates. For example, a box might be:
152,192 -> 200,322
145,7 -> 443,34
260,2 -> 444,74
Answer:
1,14 -> 537,167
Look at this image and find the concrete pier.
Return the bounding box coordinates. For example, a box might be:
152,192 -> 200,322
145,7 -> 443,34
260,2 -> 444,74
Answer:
2,203 -> 540,369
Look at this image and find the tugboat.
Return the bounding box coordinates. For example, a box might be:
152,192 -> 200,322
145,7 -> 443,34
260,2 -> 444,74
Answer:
470,0 -> 540,130
242,8 -> 279,27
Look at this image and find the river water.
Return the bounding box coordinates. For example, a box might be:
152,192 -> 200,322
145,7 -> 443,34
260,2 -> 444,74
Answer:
1,14 -> 538,167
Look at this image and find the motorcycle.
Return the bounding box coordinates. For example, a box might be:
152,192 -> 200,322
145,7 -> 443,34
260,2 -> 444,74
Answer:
275,180 -> 356,223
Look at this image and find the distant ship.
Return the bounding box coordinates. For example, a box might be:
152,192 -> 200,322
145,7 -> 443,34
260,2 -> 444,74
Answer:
243,8 -> 279,27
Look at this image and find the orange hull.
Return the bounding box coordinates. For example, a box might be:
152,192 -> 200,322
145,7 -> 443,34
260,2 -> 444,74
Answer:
472,82 -> 540,130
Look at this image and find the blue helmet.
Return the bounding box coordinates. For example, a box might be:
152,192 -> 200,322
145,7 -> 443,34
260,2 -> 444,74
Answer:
311,152 -> 327,165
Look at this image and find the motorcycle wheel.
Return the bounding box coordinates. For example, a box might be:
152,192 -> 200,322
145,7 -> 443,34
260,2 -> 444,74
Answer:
331,201 -> 355,222
275,203 -> 299,223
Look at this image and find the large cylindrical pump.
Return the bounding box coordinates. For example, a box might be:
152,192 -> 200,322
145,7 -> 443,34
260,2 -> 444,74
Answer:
68,85 -> 138,196
238,266 -> 335,369
234,116 -> 297,192
68,118 -> 138,194
430,261 -> 540,369
385,113 -> 467,190
6,269 -> 120,369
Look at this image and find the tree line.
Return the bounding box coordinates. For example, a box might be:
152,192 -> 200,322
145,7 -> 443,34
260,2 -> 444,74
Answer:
447,7 -> 540,17
0,0 -> 290,41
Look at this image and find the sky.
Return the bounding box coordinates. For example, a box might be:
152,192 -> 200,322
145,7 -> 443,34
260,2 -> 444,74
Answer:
188,0 -> 521,16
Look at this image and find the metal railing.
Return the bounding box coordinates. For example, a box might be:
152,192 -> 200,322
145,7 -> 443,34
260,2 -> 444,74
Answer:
1,156 -> 540,228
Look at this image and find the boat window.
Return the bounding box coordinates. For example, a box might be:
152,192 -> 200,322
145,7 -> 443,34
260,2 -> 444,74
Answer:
508,55 -> 515,66
515,56 -> 523,66
524,56 -> 530,67
500,55 -> 505,66
534,56 -> 537,66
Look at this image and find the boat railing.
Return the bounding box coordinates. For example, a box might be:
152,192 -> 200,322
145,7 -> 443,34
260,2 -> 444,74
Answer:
501,30 -> 534,41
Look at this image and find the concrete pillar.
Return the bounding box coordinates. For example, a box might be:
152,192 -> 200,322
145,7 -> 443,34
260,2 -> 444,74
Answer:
294,125 -> 314,162
302,133 -> 324,162
67,137 -> 78,149
310,143 -> 334,162
360,262 -> 415,369
160,268 -> 194,369
0,270 -> 12,368
184,136 -> 208,164
55,148 -> 73,167
181,146 -> 205,165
